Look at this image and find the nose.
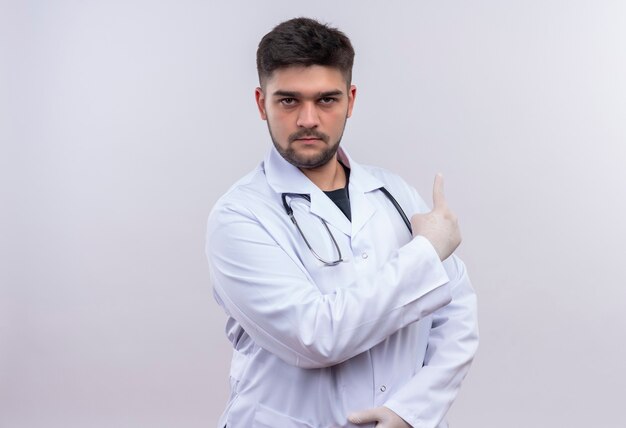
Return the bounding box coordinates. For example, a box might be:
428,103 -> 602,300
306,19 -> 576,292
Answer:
296,102 -> 320,129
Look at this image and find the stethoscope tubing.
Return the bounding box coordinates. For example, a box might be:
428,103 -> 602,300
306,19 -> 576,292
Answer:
281,187 -> 412,234
378,187 -> 413,234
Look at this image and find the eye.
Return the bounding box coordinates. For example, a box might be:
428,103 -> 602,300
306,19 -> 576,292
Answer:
280,98 -> 297,106
319,97 -> 337,105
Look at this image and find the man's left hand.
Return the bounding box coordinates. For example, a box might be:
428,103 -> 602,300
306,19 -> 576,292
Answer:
348,406 -> 411,428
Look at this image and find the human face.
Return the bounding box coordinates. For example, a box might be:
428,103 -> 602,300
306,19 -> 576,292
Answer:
255,65 -> 356,169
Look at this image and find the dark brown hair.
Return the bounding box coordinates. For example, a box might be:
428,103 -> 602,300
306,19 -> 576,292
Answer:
256,17 -> 355,87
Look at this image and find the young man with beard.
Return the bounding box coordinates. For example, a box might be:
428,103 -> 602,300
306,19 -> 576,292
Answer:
206,17 -> 478,428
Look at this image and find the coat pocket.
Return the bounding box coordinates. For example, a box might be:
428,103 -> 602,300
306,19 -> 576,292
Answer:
253,403 -> 316,428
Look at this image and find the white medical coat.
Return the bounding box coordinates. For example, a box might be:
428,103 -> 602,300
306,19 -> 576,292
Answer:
206,146 -> 478,428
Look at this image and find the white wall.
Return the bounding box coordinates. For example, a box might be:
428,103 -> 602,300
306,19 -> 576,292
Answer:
1,1 -> 625,427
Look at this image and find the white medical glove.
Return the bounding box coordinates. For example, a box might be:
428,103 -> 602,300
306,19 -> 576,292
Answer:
410,173 -> 461,261
348,406 -> 411,428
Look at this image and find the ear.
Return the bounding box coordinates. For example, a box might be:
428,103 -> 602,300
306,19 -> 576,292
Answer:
255,87 -> 267,120
346,85 -> 357,118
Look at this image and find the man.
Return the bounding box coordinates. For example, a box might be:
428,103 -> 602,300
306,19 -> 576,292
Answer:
206,17 -> 478,428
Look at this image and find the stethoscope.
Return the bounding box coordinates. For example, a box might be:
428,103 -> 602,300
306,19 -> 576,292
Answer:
281,188 -> 412,266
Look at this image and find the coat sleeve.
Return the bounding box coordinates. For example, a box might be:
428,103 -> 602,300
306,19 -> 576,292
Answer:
383,254 -> 479,428
206,201 -> 452,369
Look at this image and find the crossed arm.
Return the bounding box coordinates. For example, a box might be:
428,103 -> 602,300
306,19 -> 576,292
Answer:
208,202 -> 452,369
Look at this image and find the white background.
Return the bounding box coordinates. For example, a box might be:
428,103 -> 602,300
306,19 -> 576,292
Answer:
2,1 -> 625,427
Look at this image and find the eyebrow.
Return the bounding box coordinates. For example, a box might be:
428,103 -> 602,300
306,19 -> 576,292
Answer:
272,90 -> 344,98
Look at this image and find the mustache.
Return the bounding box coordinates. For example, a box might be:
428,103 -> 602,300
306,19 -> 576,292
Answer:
288,129 -> 329,143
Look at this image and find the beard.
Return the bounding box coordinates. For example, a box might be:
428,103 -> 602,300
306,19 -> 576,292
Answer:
267,122 -> 346,170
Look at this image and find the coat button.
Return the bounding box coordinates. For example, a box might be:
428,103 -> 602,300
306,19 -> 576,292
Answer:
380,385 -> 386,392
361,252 -> 368,259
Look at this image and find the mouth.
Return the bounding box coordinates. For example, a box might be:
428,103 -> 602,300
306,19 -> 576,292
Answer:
289,130 -> 328,145
293,137 -> 323,144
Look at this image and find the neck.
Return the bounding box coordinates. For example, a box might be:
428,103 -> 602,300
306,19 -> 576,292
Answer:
300,156 -> 346,191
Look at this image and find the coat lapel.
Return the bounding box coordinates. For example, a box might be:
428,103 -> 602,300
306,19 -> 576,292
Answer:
265,147 -> 352,236
264,146 -> 385,239
337,149 -> 385,239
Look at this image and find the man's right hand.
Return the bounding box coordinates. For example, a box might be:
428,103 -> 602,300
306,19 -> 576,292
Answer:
410,174 -> 461,261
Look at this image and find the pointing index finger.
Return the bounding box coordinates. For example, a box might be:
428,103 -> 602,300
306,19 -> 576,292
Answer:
433,173 -> 447,209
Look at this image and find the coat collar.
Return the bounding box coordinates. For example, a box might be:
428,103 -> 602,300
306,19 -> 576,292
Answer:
264,145 -> 385,237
